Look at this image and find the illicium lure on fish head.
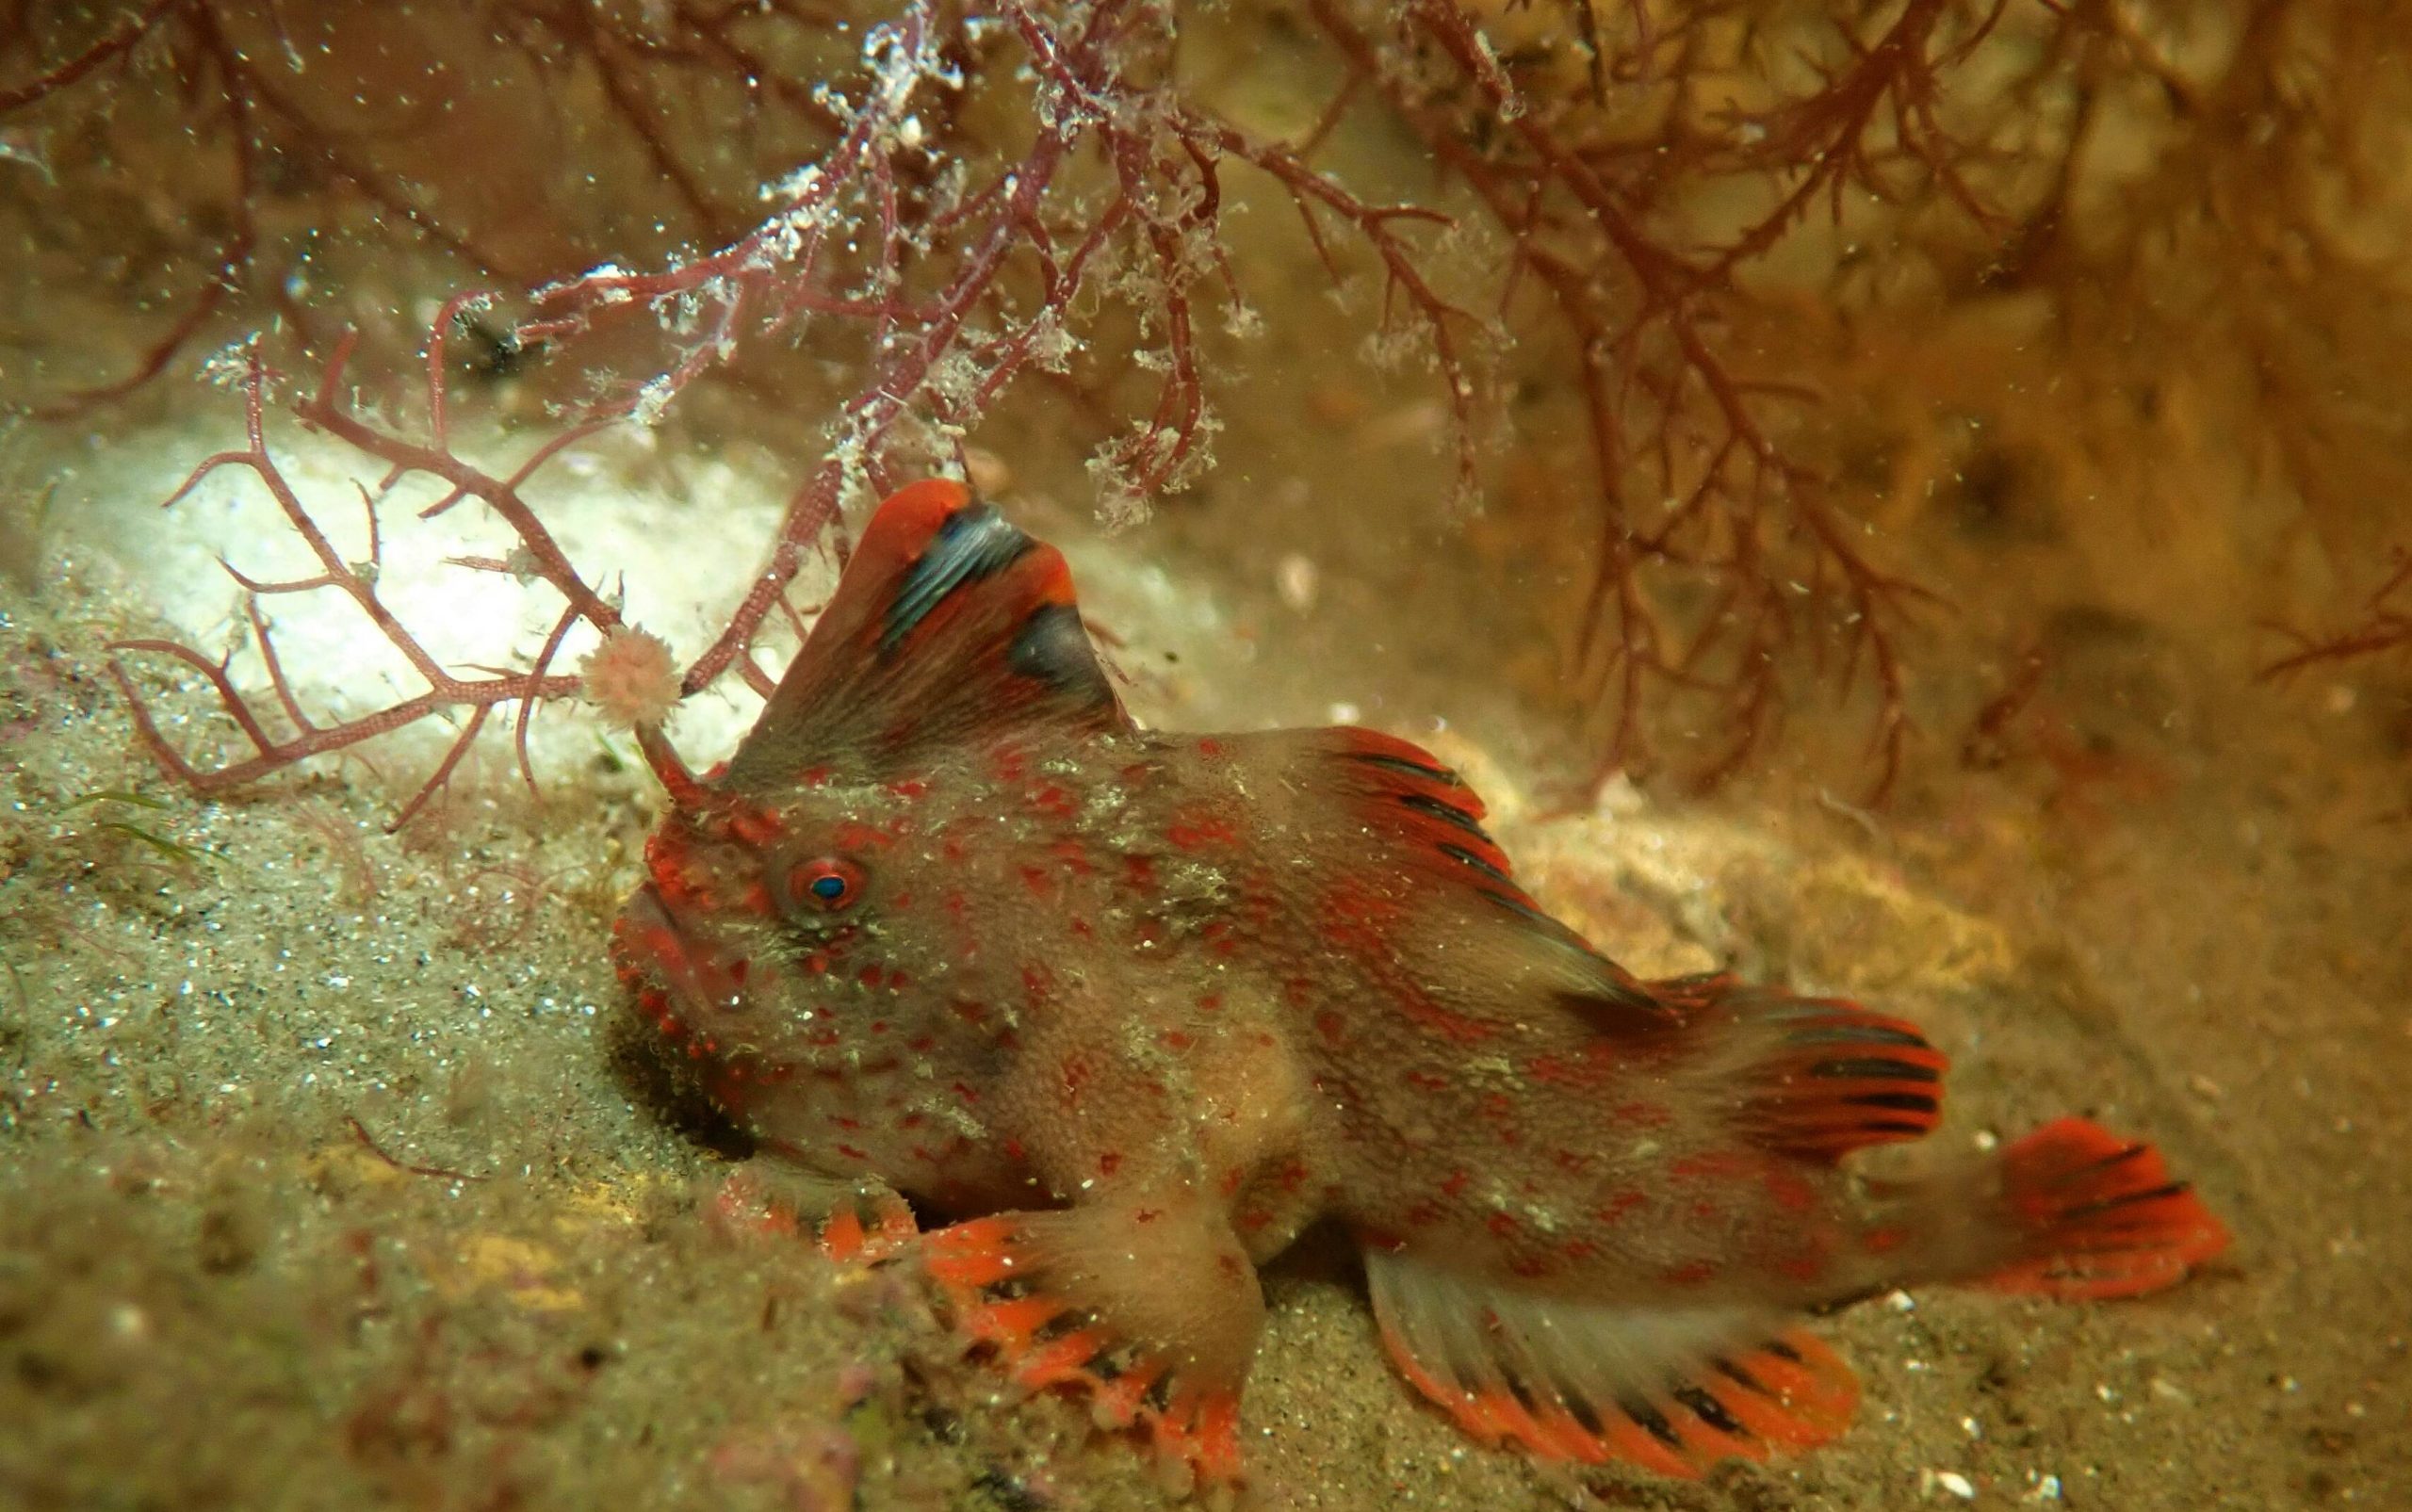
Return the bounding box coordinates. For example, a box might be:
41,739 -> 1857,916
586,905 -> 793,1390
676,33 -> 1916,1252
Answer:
613,480 -> 2229,1503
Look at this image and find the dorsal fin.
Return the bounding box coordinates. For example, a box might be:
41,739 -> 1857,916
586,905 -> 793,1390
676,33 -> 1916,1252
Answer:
1648,974 -> 1949,1162
1313,728 -> 1667,1027
725,480 -> 1128,786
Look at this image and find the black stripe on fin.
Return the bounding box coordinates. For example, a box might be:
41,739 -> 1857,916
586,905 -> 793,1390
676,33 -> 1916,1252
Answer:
1438,842 -> 1515,886
1396,790 -> 1492,839
1671,1383 -> 1750,1439
1345,750 -> 1462,784
1781,1021 -> 1933,1049
1006,602 -> 1115,700
1811,1057 -> 1943,1083
883,502 -> 1033,650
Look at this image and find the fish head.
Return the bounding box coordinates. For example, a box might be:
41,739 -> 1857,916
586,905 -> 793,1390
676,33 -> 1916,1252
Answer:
611,778 -> 888,1079
612,479 -> 1132,1112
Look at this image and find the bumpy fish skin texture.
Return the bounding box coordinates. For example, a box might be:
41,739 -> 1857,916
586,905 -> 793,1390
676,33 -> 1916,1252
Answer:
613,480 -> 2229,1499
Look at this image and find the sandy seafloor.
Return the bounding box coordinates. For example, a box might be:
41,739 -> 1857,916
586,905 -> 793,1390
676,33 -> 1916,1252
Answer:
2,373 -> 2408,1512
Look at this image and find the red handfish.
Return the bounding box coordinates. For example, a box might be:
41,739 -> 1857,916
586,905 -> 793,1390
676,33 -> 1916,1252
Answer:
611,480 -> 2228,1500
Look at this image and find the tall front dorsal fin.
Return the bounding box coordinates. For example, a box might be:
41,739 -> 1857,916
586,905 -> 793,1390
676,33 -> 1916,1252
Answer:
725,480 -> 1128,786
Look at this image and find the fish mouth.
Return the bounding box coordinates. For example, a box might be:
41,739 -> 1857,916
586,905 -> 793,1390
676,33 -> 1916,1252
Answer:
614,885 -> 743,1037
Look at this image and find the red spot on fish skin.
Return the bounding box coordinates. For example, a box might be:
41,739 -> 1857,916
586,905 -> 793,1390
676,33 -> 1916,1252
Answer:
1165,809 -> 1239,852
805,951 -> 832,975
952,1081 -> 981,1104
1663,1260 -> 1719,1286
1002,1136 -> 1027,1161
1508,1254 -> 1554,1279
1197,737 -> 1227,757
1019,864 -> 1055,899
1218,1166 -> 1246,1197
1404,1070 -> 1451,1093
1525,1048 -> 1617,1090
989,746 -> 1030,784
1615,1099 -> 1674,1130
1161,1029 -> 1195,1050
1403,1200 -> 1443,1227
1099,1151 -> 1123,1179
888,889 -> 914,909
1440,1169 -> 1471,1198
797,764 -> 833,788
833,820 -> 898,854
1551,1147 -> 1589,1175
1315,1010 -> 1346,1046
1395,984 -> 1496,1047
1777,1253 -> 1828,1283
835,1143 -> 869,1162
728,806 -> 785,848
1196,991 -> 1223,1014
1020,965 -> 1053,1007
1864,1226 -> 1908,1255
1486,1211 -> 1519,1239
1273,1160 -> 1309,1194
1559,1238 -> 1600,1264
1048,837 -> 1095,874
1765,1169 -> 1818,1212
1671,1151 -> 1754,1183
1121,854 -> 1159,894
1237,1209 -> 1274,1232
1060,1055 -> 1093,1108
830,1114 -> 863,1131
1028,783 -> 1077,820
1595,1190 -> 1646,1225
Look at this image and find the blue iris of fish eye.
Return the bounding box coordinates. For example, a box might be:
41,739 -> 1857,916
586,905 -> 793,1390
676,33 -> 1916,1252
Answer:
810,873 -> 848,901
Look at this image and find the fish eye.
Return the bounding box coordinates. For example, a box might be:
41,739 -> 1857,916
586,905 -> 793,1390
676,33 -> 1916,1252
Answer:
786,855 -> 864,913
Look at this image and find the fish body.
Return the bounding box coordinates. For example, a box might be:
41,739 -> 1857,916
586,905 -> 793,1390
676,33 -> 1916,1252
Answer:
614,481 -> 2228,1495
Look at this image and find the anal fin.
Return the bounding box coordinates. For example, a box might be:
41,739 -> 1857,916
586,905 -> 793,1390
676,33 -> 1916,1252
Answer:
1362,1243 -> 1858,1479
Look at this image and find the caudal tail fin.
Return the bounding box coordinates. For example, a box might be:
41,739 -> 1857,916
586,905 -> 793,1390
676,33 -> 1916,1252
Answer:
1978,1117 -> 2230,1300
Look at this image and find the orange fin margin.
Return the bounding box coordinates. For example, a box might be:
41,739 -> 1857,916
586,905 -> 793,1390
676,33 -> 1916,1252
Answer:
1985,1116 -> 2230,1299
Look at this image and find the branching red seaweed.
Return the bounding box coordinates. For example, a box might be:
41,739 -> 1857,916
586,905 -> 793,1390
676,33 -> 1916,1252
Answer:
101,0 -> 1485,821
60,0 -> 2412,813
2267,551 -> 2412,679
